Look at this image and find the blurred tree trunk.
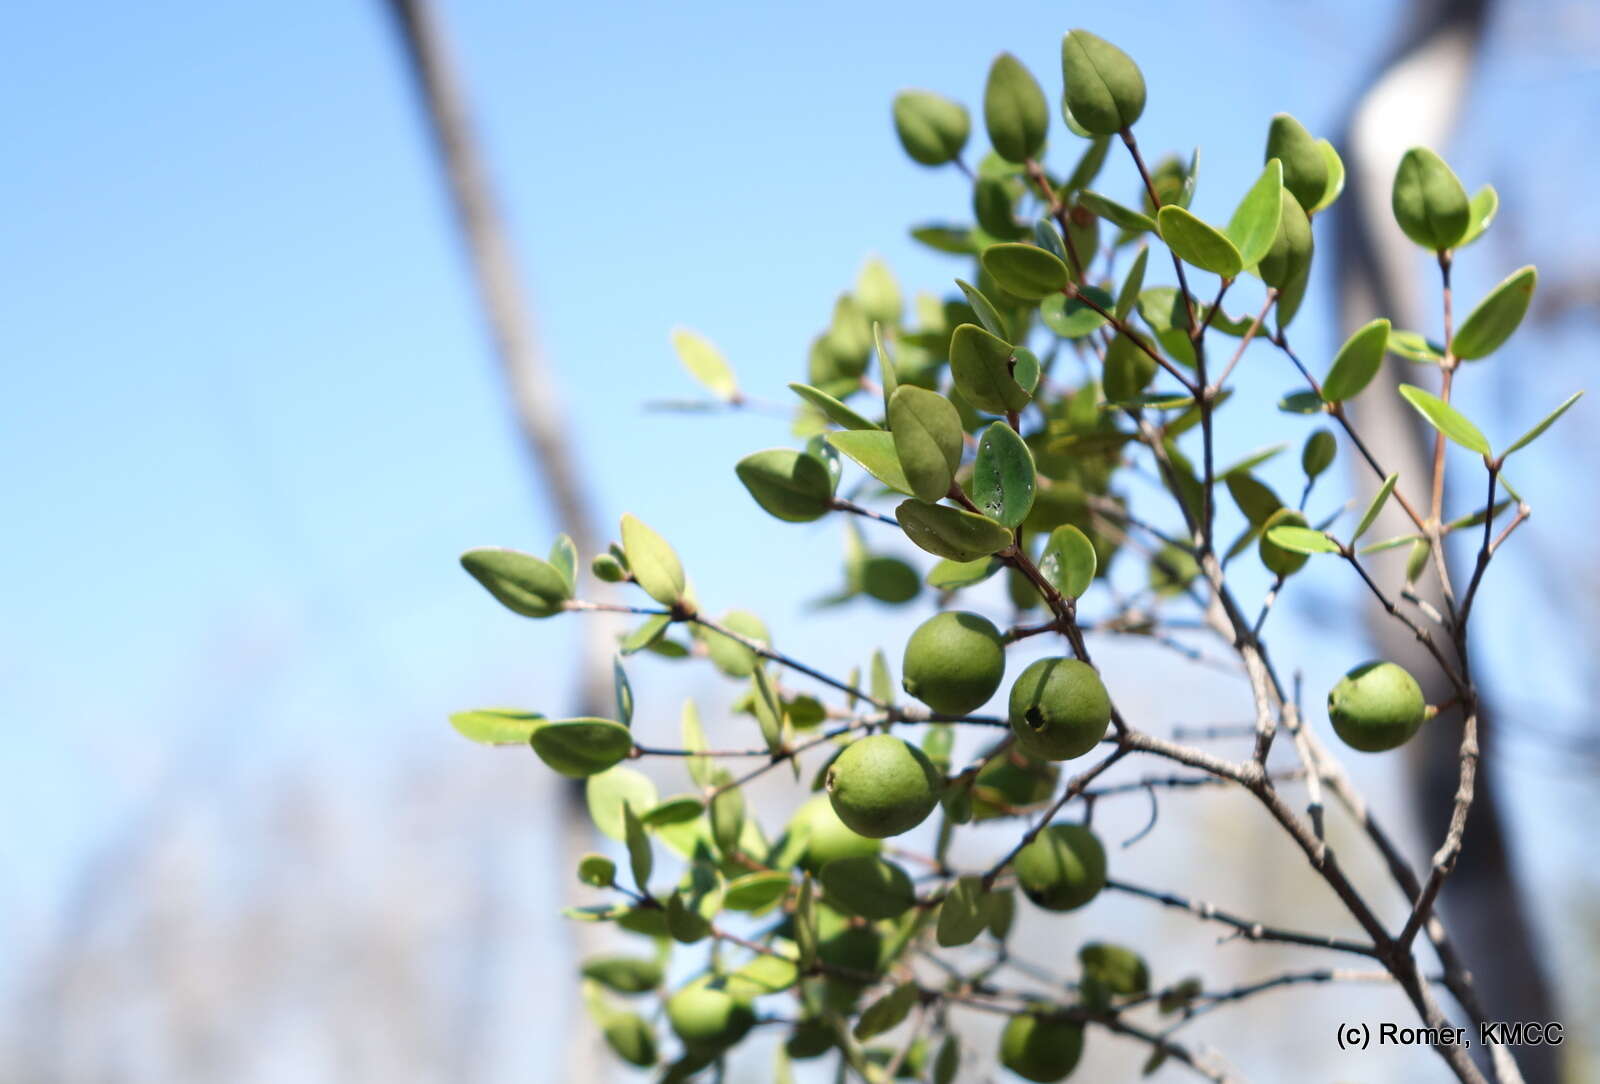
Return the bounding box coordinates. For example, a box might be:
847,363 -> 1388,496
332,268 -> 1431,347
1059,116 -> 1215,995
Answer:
1334,1 -> 1556,1079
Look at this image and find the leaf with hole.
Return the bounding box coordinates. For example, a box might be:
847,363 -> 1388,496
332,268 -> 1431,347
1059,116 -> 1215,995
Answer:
949,323 -> 1030,415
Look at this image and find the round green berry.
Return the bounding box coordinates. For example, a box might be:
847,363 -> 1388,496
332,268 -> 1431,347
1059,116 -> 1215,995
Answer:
826,734 -> 943,839
999,1011 -> 1084,1082
1328,660 -> 1427,752
1008,658 -> 1111,761
902,611 -> 1007,716
1014,823 -> 1107,912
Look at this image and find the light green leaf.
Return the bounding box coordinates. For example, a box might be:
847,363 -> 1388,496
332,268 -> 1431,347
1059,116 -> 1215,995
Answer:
1387,329 -> 1445,363
1226,159 -> 1284,268
725,952 -> 799,998
1354,473 -> 1399,542
949,323 -> 1030,415
1157,205 -> 1243,278
670,327 -> 738,401
826,429 -> 913,496
788,382 -> 879,431
620,514 -> 685,606
983,53 -> 1049,163
1457,185 -> 1498,248
586,766 -> 659,840
1359,532 -> 1422,556
972,422 -> 1036,527
1321,318 -> 1391,402
1502,391 -> 1583,458
927,556 -> 1001,589
955,278 -> 1010,340
892,90 -> 970,167
980,243 -> 1069,301
1115,245 -> 1149,320
871,648 -> 894,706
1040,287 -> 1113,339
896,500 -> 1014,561
1452,265 -> 1536,361
700,609 -> 769,678
1391,147 -> 1469,250
1078,189 -> 1156,233
1059,29 -> 1146,136
1039,524 -> 1097,598
623,802 -> 652,892
1398,384 -> 1491,456
736,447 -> 837,522
889,386 -> 964,502
1265,525 -> 1341,555
547,534 -> 578,594
820,856 -> 918,920
724,871 -> 793,912
1310,139 -> 1346,213
449,708 -> 544,745
532,718 -> 634,778
620,613 -> 671,655
460,547 -> 571,618
1265,114 -> 1327,212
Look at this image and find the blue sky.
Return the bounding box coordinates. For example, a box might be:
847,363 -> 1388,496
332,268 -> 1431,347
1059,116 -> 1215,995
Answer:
2,0 -> 1596,1069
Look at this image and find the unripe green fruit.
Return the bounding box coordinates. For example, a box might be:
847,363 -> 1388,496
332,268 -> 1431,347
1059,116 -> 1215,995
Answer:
972,742 -> 1058,820
826,734 -> 944,838
1258,508 -> 1310,577
1015,823 -> 1107,911
999,1012 -> 1084,1082
1328,660 -> 1427,752
902,611 -> 1007,716
791,794 -> 881,873
665,976 -> 756,1054
1008,658 -> 1111,761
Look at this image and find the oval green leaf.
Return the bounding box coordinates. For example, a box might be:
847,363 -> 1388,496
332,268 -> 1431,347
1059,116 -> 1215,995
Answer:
1391,147 -> 1469,250
980,243 -> 1069,301
1059,29 -> 1146,136
586,766 -> 659,839
1078,189 -> 1156,233
820,856 -> 917,920
1265,114 -> 1327,212
889,386 -> 964,502
1452,265 -> 1536,361
1321,318 -> 1391,402
949,323 -> 1031,415
1264,525 -> 1341,555
895,500 -> 1014,561
1039,524 -> 1097,598
736,448 -> 836,522
827,429 -> 914,495
460,547 -> 571,618
620,514 -> 685,606
449,708 -> 544,745
533,718 -> 634,779
1397,384 -> 1491,456
892,90 -> 970,167
955,278 -> 1010,340
1157,205 -> 1243,279
787,382 -> 879,431
670,327 -> 738,401
1226,159 -> 1284,268
972,422 -> 1036,527
983,52 -> 1049,163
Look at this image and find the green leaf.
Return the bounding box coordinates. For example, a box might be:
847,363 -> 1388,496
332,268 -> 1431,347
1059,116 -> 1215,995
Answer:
1502,391 -> 1583,458
751,666 -> 785,754
548,534 -> 578,594
1301,428 -> 1337,480
670,327 -> 738,401
955,278 -> 1010,340
892,90 -> 970,167
601,1010 -> 657,1068
1310,139 -> 1346,214
1391,147 -> 1470,250
1259,188 -> 1312,291
577,854 -> 615,887
936,875 -> 989,947
1157,205 -> 1242,278
586,766 -> 660,840
614,656 -> 634,725
460,547 -> 571,618
1387,329 -> 1446,363
934,1035 -> 961,1084
1115,245 -> 1149,320
1398,384 -> 1491,456
949,323 -> 1030,415
724,871 -> 793,912
1405,537 -> 1431,585
856,258 -> 902,329
1059,29 -> 1146,136
874,322 -> 899,416
1265,114 -> 1327,212
853,983 -> 919,1041
1039,524 -> 1097,598
1225,472 -> 1284,526
927,556 -> 1001,589
1265,525 -> 1341,554
623,802 -> 652,892
973,175 -> 1025,240
620,514 -> 685,606
895,500 -> 1014,561
1457,184 -> 1498,247
910,223 -> 977,254
980,243 -> 1069,301
700,609 -> 769,678
709,776 -> 745,858
1226,159 -> 1284,268
1064,135 -> 1111,192
1321,318 -> 1392,402
1453,265 -> 1537,361
1278,389 -> 1324,414
736,448 -> 837,523
583,955 -> 664,995
820,856 -> 918,920
532,718 -> 634,778
725,952 -> 800,998
449,708 -> 544,745
1359,532 -> 1421,556
794,876 -> 818,967
1354,473 -> 1399,542
889,386 -> 964,502
1103,331 -> 1158,402
788,382 -> 879,431
642,795 -> 703,827
828,430 -> 914,495
620,614 -> 671,655
1078,189 -> 1156,233
1222,443 -> 1288,477
983,53 -> 1048,163
972,422 -> 1036,527
1040,288 -> 1112,339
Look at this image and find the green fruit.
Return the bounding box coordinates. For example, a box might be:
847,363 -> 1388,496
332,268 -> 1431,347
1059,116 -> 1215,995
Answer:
1078,942 -> 1149,996
999,1012 -> 1084,1082
1015,823 -> 1107,911
1258,508 -> 1310,577
792,794 -> 881,873
1008,658 -> 1111,761
972,743 -> 1059,820
1328,661 -> 1427,752
665,976 -> 756,1054
902,611 -> 1007,716
826,734 -> 944,838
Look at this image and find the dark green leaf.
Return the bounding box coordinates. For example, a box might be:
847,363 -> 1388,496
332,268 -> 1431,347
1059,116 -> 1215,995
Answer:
1103,330 -> 1158,402
601,1010 -> 657,1068
955,279 -> 1010,340
1258,188 -> 1312,290
460,547 -> 571,618
1225,472 -> 1284,526
642,795 -> 704,827
980,243 -> 1069,301
889,386 -> 964,502
1226,159 -> 1284,268
1321,318 -> 1391,402
895,500 -> 1014,561
578,854 -> 616,887
1265,114 -> 1328,212
623,802 -> 652,892
1391,147 -> 1470,250
949,323 -> 1031,415
936,875 -> 989,947
724,871 -> 793,912
1158,205 -> 1242,278
853,983 -> 919,1041
1398,384 -> 1491,456
972,422 -> 1037,527
1059,29 -> 1146,135
1115,245 -> 1149,320
973,175 -> 1025,240
983,53 -> 1049,163
1452,265 -> 1536,361
1278,389 -> 1324,414
820,856 -> 917,920
532,719 -> 634,778
1064,135 -> 1111,192
736,447 -> 837,523
892,90 -> 970,167
450,708 -> 544,745
1301,428 -> 1337,479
